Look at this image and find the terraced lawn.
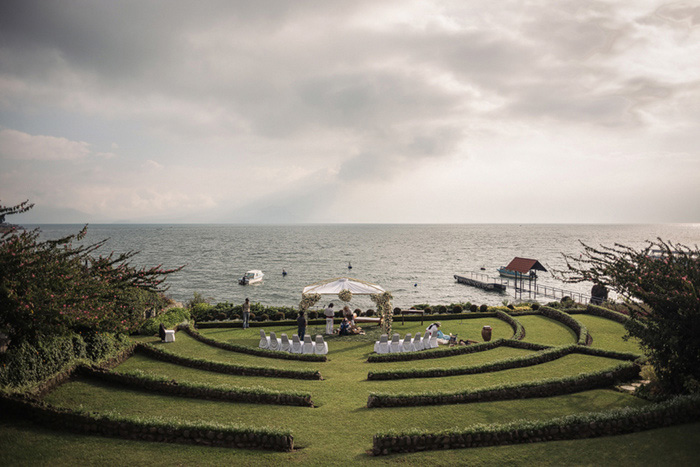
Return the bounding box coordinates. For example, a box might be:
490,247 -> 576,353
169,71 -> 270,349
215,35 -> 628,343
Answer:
5,311 -> 700,465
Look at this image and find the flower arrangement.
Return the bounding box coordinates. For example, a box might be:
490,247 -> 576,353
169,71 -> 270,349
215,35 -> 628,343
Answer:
299,293 -> 321,312
338,289 -> 353,302
370,292 -> 394,335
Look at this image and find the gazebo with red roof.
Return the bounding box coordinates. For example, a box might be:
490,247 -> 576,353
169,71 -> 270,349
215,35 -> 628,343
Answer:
503,257 -> 547,299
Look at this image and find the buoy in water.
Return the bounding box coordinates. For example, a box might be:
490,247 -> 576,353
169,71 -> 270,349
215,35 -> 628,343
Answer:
414,283 -> 418,287
348,262 -> 352,269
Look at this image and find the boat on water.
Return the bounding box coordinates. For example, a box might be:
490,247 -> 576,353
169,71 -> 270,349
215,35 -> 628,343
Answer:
498,266 -> 537,280
239,270 -> 264,285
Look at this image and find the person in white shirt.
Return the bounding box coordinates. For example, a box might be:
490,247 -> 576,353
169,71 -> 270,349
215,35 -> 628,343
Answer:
324,303 -> 335,334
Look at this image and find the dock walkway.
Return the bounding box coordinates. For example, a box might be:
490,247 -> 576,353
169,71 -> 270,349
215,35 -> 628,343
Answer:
454,273 -> 507,292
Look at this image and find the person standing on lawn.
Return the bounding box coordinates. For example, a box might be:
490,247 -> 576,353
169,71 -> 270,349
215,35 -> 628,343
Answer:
242,298 -> 250,329
297,311 -> 307,340
324,303 -> 335,334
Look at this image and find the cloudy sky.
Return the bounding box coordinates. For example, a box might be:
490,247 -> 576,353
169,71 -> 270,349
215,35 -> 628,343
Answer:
1,1 -> 699,224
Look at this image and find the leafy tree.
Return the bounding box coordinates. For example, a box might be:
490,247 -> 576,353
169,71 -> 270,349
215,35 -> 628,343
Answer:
560,239 -> 700,394
0,200 -> 182,345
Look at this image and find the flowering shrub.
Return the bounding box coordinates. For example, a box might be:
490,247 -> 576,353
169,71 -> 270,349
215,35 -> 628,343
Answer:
338,289 -> 352,302
0,200 -> 182,345
561,239 -> 700,394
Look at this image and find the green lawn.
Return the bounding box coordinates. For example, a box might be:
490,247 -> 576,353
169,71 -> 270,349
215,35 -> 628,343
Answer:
2,312 -> 698,465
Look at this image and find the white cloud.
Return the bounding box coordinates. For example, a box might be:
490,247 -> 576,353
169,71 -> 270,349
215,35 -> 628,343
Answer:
0,128 -> 91,160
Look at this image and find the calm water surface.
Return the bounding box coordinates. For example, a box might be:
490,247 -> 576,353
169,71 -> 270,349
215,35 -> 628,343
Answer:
32,224 -> 700,309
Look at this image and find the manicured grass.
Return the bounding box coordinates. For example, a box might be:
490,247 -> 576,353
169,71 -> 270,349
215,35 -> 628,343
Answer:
5,311 -> 699,465
574,314 -> 643,355
517,315 -> 577,345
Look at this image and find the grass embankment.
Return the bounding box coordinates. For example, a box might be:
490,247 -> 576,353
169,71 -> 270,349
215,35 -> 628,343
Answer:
3,312 -> 698,465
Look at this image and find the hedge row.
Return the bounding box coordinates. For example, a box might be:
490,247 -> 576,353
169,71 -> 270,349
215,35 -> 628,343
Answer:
495,310 -> 525,340
573,345 -> 643,362
579,304 -> 630,323
372,394 -> 700,455
367,345 -> 578,381
79,366 -> 314,407
367,339 -> 506,363
539,306 -> 591,345
0,332 -> 133,391
181,326 -> 326,362
135,343 -> 322,380
366,362 -> 640,407
0,394 -> 293,451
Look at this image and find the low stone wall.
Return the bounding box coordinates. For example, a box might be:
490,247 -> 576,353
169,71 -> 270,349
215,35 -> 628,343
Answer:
372,394 -> 700,455
135,343 -> 322,380
366,362 -> 640,407
78,366 -> 314,407
0,394 -> 293,451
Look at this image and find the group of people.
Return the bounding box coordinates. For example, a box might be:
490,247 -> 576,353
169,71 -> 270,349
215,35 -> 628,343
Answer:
324,303 -> 364,335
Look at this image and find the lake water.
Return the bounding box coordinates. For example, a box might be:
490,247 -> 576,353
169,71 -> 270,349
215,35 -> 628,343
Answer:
31,224 -> 700,309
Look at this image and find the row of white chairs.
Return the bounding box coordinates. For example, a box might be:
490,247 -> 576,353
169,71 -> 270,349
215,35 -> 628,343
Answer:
259,329 -> 328,355
373,331 -> 438,354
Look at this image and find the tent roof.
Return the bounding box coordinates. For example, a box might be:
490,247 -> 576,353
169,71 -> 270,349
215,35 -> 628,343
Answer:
505,257 -> 548,274
302,277 -> 385,295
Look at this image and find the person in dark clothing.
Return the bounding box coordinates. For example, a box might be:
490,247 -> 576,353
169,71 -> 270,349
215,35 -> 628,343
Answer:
297,311 -> 307,341
158,323 -> 166,341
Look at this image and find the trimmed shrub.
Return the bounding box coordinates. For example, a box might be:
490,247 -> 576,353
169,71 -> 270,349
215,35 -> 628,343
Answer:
495,310 -> 525,340
81,367 -> 314,407
0,394 -> 295,451
424,307 -> 433,314
437,305 -> 448,314
257,313 -> 269,322
470,304 -> 478,313
365,309 -> 375,317
452,305 -> 463,314
271,312 -> 284,321
540,306 -> 591,345
531,303 -> 540,311
479,304 -> 488,312
308,311 -> 318,319
182,326 -> 326,362
584,304 -> 629,323
367,362 -> 640,407
136,343 -> 323,380
372,394 -> 700,455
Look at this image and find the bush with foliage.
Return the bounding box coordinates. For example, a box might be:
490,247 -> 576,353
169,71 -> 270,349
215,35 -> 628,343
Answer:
0,201 -> 181,345
560,239 -> 700,394
139,307 -> 190,335
479,304 -> 488,312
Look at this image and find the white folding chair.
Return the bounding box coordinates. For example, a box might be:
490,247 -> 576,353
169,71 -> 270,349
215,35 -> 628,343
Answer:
259,329 -> 270,349
269,331 -> 282,351
427,330 -> 438,349
291,334 -> 303,354
413,332 -> 423,351
279,333 -> 291,352
314,335 -> 328,355
374,334 -> 389,354
302,335 -> 315,354
389,333 -> 402,353
421,330 -> 431,350
402,333 -> 415,352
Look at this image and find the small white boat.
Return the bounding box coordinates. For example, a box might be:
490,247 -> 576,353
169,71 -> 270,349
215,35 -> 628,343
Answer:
239,270 -> 264,285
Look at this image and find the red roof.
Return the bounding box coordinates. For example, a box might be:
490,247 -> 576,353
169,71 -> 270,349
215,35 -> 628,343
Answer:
505,257 -> 547,274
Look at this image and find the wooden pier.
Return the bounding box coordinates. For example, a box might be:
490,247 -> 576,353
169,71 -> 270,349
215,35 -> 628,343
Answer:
454,273 -> 507,292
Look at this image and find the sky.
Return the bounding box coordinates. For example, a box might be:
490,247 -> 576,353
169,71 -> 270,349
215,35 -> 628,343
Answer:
1,0 -> 699,224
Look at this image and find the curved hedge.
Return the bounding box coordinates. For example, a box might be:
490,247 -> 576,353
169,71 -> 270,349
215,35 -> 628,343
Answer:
367,339 -> 506,363
582,304 -> 630,323
181,326 -> 326,362
0,394 -> 293,451
79,366 -> 314,407
366,362 -> 640,407
539,306 -> 591,345
135,343 -> 322,380
495,310 -> 525,340
372,394 -> 700,455
367,345 -> 576,381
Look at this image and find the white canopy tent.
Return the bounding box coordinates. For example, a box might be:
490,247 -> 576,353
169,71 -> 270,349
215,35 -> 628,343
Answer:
302,277 -> 385,295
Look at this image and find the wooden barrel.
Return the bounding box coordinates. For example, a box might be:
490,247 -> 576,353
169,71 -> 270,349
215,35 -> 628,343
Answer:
481,325 -> 492,342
